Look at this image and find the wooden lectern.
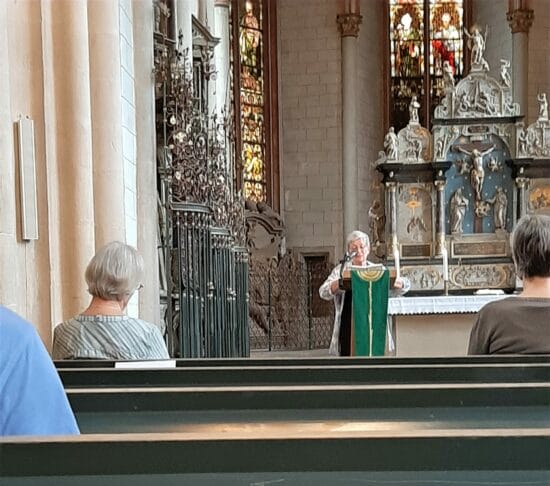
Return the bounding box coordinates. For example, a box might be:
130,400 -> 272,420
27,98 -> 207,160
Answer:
340,265 -> 392,356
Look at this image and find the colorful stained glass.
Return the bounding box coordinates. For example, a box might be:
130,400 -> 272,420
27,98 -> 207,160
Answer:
429,0 -> 464,113
388,0 -> 464,131
239,0 -> 266,202
389,0 -> 425,129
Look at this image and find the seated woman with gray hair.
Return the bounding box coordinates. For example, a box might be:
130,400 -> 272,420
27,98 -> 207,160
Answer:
53,241 -> 169,360
468,214 -> 550,354
319,230 -> 410,356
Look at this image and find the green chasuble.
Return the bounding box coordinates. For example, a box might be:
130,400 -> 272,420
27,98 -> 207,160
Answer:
350,267 -> 389,356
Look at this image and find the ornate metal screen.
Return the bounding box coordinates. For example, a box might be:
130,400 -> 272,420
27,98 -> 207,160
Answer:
154,22 -> 248,358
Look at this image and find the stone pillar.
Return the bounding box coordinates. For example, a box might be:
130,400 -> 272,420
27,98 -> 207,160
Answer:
515,168 -> 528,218
176,0 -> 198,53
133,0 -> 161,325
214,0 -> 230,116
0,1 -> 18,310
435,179 -> 446,255
337,10 -> 362,239
88,0 -> 126,247
507,3 -> 534,119
41,0 -> 95,320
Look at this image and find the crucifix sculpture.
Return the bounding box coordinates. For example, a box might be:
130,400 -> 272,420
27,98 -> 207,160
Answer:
456,144 -> 496,202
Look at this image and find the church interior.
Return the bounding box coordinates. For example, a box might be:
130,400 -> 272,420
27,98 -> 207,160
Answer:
1,0 -> 549,356
0,0 -> 549,483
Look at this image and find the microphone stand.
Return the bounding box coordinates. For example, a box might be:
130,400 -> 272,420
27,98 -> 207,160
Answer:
338,251 -> 357,291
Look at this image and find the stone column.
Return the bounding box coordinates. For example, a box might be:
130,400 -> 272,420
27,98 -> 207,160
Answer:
337,10 -> 362,239
176,0 -> 198,53
507,3 -> 534,119
0,1 -> 18,310
214,0 -> 230,116
133,0 -> 161,325
515,168 -> 528,218
41,0 -> 95,321
88,0 -> 126,247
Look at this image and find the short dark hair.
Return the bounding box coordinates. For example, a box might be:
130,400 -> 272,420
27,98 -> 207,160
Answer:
511,214 -> 550,279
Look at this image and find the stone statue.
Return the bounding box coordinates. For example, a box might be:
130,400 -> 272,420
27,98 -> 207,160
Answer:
464,26 -> 488,69
154,0 -> 161,32
518,129 -> 528,156
435,138 -> 444,159
456,145 -> 496,201
500,59 -> 511,88
368,200 -> 386,246
384,127 -> 398,160
409,96 -> 420,124
488,187 -> 507,230
442,60 -> 455,90
537,93 -> 548,121
450,188 -> 469,234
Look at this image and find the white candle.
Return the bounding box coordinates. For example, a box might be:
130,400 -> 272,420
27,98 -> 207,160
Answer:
442,247 -> 449,282
393,245 -> 400,279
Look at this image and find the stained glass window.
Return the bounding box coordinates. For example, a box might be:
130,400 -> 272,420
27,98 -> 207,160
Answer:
389,0 -> 466,131
239,0 -> 267,203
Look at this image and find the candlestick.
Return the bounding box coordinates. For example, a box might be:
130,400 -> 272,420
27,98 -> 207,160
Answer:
393,244 -> 400,279
441,247 -> 449,282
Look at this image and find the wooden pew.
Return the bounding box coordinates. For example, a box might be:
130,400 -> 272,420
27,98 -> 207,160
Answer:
1,428 -> 549,485
3,359 -> 548,484
55,354 -> 550,368
57,361 -> 550,388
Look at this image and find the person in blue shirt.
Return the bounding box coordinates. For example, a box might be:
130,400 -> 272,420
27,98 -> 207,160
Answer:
0,306 -> 79,436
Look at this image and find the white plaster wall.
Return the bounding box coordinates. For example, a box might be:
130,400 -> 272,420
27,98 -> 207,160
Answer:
279,0 -> 343,259
357,0 -> 385,244
528,0 -> 550,125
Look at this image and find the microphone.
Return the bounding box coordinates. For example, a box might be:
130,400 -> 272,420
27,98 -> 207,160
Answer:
347,250 -> 358,261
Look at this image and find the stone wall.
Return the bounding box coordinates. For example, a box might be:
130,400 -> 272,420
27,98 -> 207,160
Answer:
528,0 -> 550,125
357,0 -> 385,249
279,0 -> 343,259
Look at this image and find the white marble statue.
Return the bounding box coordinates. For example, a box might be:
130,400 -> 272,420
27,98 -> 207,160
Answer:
442,60 -> 455,90
409,96 -> 420,124
384,127 -> 398,160
488,187 -> 507,231
450,188 -> 469,234
464,26 -> 488,69
538,93 -> 548,121
500,59 -> 511,88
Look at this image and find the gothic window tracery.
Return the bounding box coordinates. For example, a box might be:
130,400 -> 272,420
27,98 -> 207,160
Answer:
389,0 -> 467,130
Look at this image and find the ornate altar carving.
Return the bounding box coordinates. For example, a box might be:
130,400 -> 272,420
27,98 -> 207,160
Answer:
377,29 -> 549,294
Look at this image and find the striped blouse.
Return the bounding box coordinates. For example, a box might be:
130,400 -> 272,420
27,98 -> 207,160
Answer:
52,315 -> 170,360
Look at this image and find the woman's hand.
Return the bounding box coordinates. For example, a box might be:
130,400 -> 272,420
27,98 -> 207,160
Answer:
393,277 -> 405,290
330,280 -> 340,294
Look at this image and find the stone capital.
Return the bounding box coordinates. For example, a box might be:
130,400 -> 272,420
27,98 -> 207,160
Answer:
214,0 -> 230,7
337,13 -> 362,37
506,8 -> 534,34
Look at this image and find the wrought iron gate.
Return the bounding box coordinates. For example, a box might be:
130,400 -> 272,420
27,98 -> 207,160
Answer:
248,252 -> 334,351
155,26 -> 248,358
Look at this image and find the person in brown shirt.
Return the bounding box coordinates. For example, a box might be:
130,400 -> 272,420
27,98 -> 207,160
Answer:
468,214 -> 550,354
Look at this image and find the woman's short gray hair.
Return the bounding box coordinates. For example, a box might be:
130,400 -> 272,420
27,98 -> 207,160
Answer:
511,214 -> 550,279
85,241 -> 144,301
346,230 -> 370,249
